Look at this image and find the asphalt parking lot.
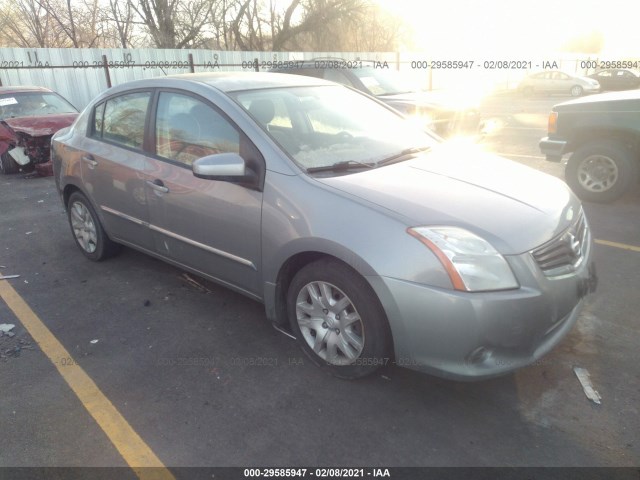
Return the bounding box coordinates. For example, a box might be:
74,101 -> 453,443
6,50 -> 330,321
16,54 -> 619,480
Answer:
0,93 -> 639,475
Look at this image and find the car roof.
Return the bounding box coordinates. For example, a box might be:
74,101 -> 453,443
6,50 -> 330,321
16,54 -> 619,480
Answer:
106,72 -> 334,95
593,68 -> 640,75
0,86 -> 54,95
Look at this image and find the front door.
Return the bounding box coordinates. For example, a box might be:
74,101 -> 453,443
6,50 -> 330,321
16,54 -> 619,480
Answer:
144,91 -> 263,296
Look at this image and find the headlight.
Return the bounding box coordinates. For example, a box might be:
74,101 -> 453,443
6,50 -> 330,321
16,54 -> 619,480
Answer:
408,226 -> 519,291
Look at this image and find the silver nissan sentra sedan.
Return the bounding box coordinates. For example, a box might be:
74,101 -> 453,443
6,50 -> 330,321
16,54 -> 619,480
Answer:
52,72 -> 597,380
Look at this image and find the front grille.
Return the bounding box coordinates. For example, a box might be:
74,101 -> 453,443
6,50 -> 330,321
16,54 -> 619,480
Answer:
532,211 -> 588,276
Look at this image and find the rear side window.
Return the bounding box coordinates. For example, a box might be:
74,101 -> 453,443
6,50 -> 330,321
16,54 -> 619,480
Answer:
93,91 -> 151,150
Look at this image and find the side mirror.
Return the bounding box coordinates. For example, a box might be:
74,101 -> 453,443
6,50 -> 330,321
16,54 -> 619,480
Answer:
192,153 -> 246,179
192,152 -> 261,190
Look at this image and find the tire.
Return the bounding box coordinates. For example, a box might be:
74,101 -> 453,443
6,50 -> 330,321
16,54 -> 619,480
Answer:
565,141 -> 637,203
67,191 -> 121,261
570,85 -> 584,97
287,259 -> 392,379
0,152 -> 20,174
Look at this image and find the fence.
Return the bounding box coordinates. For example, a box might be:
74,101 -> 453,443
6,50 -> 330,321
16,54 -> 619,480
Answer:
0,48 -> 593,110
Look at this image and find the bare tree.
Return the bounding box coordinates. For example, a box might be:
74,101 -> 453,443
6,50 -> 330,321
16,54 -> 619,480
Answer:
18,0 -> 106,47
226,0 -> 401,52
0,0 -> 409,51
108,0 -> 135,48
1,0 -> 53,47
129,0 -> 216,48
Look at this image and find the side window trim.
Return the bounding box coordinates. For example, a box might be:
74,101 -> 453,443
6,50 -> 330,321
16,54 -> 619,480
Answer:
91,101 -> 106,139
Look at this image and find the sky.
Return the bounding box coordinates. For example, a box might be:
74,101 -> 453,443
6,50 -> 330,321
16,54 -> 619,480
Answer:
375,0 -> 640,57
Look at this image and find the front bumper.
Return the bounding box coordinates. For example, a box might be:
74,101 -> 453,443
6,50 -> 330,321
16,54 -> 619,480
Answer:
539,136 -> 568,161
368,243 -> 596,380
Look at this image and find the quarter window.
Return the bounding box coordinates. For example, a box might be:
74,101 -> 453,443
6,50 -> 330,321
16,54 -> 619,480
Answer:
155,92 -> 240,166
93,102 -> 105,136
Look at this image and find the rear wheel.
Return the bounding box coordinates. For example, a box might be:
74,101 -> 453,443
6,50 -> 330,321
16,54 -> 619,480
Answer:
287,259 -> 391,379
565,141 -> 637,203
570,85 -> 584,97
67,191 -> 121,260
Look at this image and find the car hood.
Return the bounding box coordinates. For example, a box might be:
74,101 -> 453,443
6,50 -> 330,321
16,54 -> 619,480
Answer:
1,113 -> 78,137
316,144 -> 580,254
555,89 -> 640,108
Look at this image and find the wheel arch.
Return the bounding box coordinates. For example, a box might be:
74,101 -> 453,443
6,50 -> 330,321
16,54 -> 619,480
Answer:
62,182 -> 83,208
62,182 -> 117,241
270,249 -> 396,360
269,244 -> 375,324
568,128 -> 640,157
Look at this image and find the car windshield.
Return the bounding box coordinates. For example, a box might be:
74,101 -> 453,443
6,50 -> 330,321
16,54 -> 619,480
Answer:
231,85 -> 437,173
0,92 -> 77,119
351,67 -> 420,96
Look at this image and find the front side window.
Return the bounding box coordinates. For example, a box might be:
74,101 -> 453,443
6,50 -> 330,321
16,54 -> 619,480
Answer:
155,92 -> 240,166
100,91 -> 151,149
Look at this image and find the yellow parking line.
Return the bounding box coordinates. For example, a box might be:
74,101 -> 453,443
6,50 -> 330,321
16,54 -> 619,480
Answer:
595,239 -> 640,253
0,280 -> 175,480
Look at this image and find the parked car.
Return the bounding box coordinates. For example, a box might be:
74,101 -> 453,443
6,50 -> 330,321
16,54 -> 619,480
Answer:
540,90 -> 640,203
518,70 -> 600,97
52,72 -> 597,380
271,60 -> 481,138
0,86 -> 78,174
588,69 -> 640,91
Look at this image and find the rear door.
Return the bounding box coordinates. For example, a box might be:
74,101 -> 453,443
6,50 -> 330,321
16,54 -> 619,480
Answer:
80,90 -> 154,250
144,90 -> 264,296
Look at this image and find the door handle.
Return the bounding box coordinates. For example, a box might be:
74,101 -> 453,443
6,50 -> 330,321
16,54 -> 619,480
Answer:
81,154 -> 98,168
146,179 -> 169,194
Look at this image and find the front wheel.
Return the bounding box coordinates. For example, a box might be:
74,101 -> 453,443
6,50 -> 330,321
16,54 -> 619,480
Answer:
287,259 -> 392,379
67,191 -> 121,260
565,141 -> 637,203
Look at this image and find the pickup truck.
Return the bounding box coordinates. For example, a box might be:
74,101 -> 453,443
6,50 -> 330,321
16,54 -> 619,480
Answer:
539,90 -> 640,203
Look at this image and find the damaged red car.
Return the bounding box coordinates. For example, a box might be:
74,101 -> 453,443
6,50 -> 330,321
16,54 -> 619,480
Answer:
0,86 -> 78,175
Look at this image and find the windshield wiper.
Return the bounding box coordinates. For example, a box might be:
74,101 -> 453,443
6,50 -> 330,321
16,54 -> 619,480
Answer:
377,91 -> 413,96
376,146 -> 431,166
306,160 -> 376,174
